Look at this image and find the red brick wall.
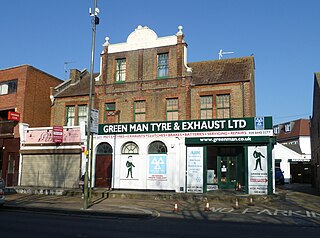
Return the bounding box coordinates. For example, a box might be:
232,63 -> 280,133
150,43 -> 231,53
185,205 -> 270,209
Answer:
0,65 -> 62,137
50,96 -> 89,126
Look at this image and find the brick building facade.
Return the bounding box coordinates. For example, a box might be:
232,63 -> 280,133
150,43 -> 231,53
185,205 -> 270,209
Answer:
51,26 -> 255,127
311,72 -> 320,192
94,25 -> 255,125
50,69 -> 98,127
51,26 -> 252,125
0,65 -> 62,186
46,26 -> 275,194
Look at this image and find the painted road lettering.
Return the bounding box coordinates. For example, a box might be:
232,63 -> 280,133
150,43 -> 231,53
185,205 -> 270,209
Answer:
210,207 -> 320,218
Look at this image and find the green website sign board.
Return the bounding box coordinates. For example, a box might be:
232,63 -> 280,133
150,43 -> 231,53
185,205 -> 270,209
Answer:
98,117 -> 272,135
185,136 -> 271,145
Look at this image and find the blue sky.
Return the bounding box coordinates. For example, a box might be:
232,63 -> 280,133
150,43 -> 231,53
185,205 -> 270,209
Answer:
1,0 -> 318,124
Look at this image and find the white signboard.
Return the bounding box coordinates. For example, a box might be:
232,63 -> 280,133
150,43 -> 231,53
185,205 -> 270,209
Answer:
187,147 -> 203,193
248,146 -> 268,195
90,109 -> 99,134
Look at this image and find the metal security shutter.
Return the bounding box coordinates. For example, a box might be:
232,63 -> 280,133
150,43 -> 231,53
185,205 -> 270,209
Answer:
20,154 -> 81,188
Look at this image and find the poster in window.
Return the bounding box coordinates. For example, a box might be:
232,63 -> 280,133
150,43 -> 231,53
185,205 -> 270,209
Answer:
186,147 -> 203,193
248,146 -> 268,195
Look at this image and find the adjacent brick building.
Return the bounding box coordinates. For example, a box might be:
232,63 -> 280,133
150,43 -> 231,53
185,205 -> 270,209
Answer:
0,65 -> 62,186
311,72 -> 320,192
50,69 -> 99,127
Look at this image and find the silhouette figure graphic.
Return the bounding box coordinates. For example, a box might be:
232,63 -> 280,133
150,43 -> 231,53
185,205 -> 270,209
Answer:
126,156 -> 135,178
253,150 -> 265,170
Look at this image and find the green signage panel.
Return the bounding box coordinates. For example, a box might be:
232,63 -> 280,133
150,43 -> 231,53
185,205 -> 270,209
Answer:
98,117 -> 273,135
185,136 -> 271,145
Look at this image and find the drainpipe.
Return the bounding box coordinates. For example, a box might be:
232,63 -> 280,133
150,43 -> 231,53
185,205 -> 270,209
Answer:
241,82 -> 245,117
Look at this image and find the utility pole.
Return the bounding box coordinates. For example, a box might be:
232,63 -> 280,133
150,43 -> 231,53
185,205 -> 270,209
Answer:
84,0 -> 99,210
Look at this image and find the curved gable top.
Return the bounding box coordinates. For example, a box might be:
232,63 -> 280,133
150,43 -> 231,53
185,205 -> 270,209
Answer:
104,25 -> 180,53
127,25 -> 158,43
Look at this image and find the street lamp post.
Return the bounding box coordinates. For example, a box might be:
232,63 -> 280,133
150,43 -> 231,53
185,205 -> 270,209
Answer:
84,0 -> 99,210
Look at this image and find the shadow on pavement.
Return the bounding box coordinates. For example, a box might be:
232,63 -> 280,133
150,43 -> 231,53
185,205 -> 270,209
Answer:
277,183 -> 320,196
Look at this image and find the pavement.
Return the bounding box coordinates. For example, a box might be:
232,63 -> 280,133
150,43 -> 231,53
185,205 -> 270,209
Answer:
2,184 -> 320,221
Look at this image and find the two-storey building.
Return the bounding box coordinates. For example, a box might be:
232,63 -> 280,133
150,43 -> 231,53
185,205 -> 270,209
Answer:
36,26 -> 274,194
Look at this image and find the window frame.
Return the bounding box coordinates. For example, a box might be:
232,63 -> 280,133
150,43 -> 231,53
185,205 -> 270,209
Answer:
65,105 -> 75,126
121,142 -> 139,154
166,98 -> 178,121
157,53 -> 169,78
105,102 -> 117,123
273,126 -> 280,135
148,141 -> 168,154
216,94 -> 230,119
0,80 -> 18,95
96,142 -> 113,155
115,58 -> 126,82
77,105 -> 88,125
134,100 -> 146,122
284,123 -> 291,133
200,95 -> 213,119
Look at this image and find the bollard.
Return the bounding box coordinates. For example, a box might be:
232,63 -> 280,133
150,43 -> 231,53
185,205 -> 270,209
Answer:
235,182 -> 242,191
204,202 -> 210,211
173,203 -> 179,212
248,197 -> 254,206
233,198 -> 240,209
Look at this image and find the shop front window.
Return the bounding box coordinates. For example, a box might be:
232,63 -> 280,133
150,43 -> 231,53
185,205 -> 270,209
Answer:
206,146 -> 218,184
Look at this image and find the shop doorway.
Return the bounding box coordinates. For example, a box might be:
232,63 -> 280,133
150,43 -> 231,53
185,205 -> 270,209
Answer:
206,146 -> 244,189
95,142 -> 113,188
6,153 -> 19,186
218,156 -> 237,188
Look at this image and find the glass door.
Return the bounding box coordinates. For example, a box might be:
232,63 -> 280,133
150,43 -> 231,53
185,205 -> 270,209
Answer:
218,156 -> 238,188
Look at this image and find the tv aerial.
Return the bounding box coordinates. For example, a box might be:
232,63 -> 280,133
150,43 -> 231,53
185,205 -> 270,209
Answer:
64,61 -> 76,80
218,49 -> 234,60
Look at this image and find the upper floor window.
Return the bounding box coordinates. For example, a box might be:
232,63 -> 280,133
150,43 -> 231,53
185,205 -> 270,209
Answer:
0,80 -> 17,95
134,100 -> 146,122
157,53 -> 168,78
284,123 -> 291,133
115,58 -> 126,82
65,105 -> 88,126
65,106 -> 75,126
216,94 -> 230,119
166,98 -> 178,121
273,126 -> 280,135
78,105 -> 87,125
200,96 -> 213,119
105,102 -> 118,123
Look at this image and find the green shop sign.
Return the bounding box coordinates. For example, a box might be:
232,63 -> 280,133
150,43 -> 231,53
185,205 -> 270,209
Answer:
98,117 -> 272,135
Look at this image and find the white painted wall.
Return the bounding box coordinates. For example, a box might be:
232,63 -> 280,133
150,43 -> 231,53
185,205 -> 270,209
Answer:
273,143 -> 302,183
91,135 -> 185,192
299,136 -> 311,156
